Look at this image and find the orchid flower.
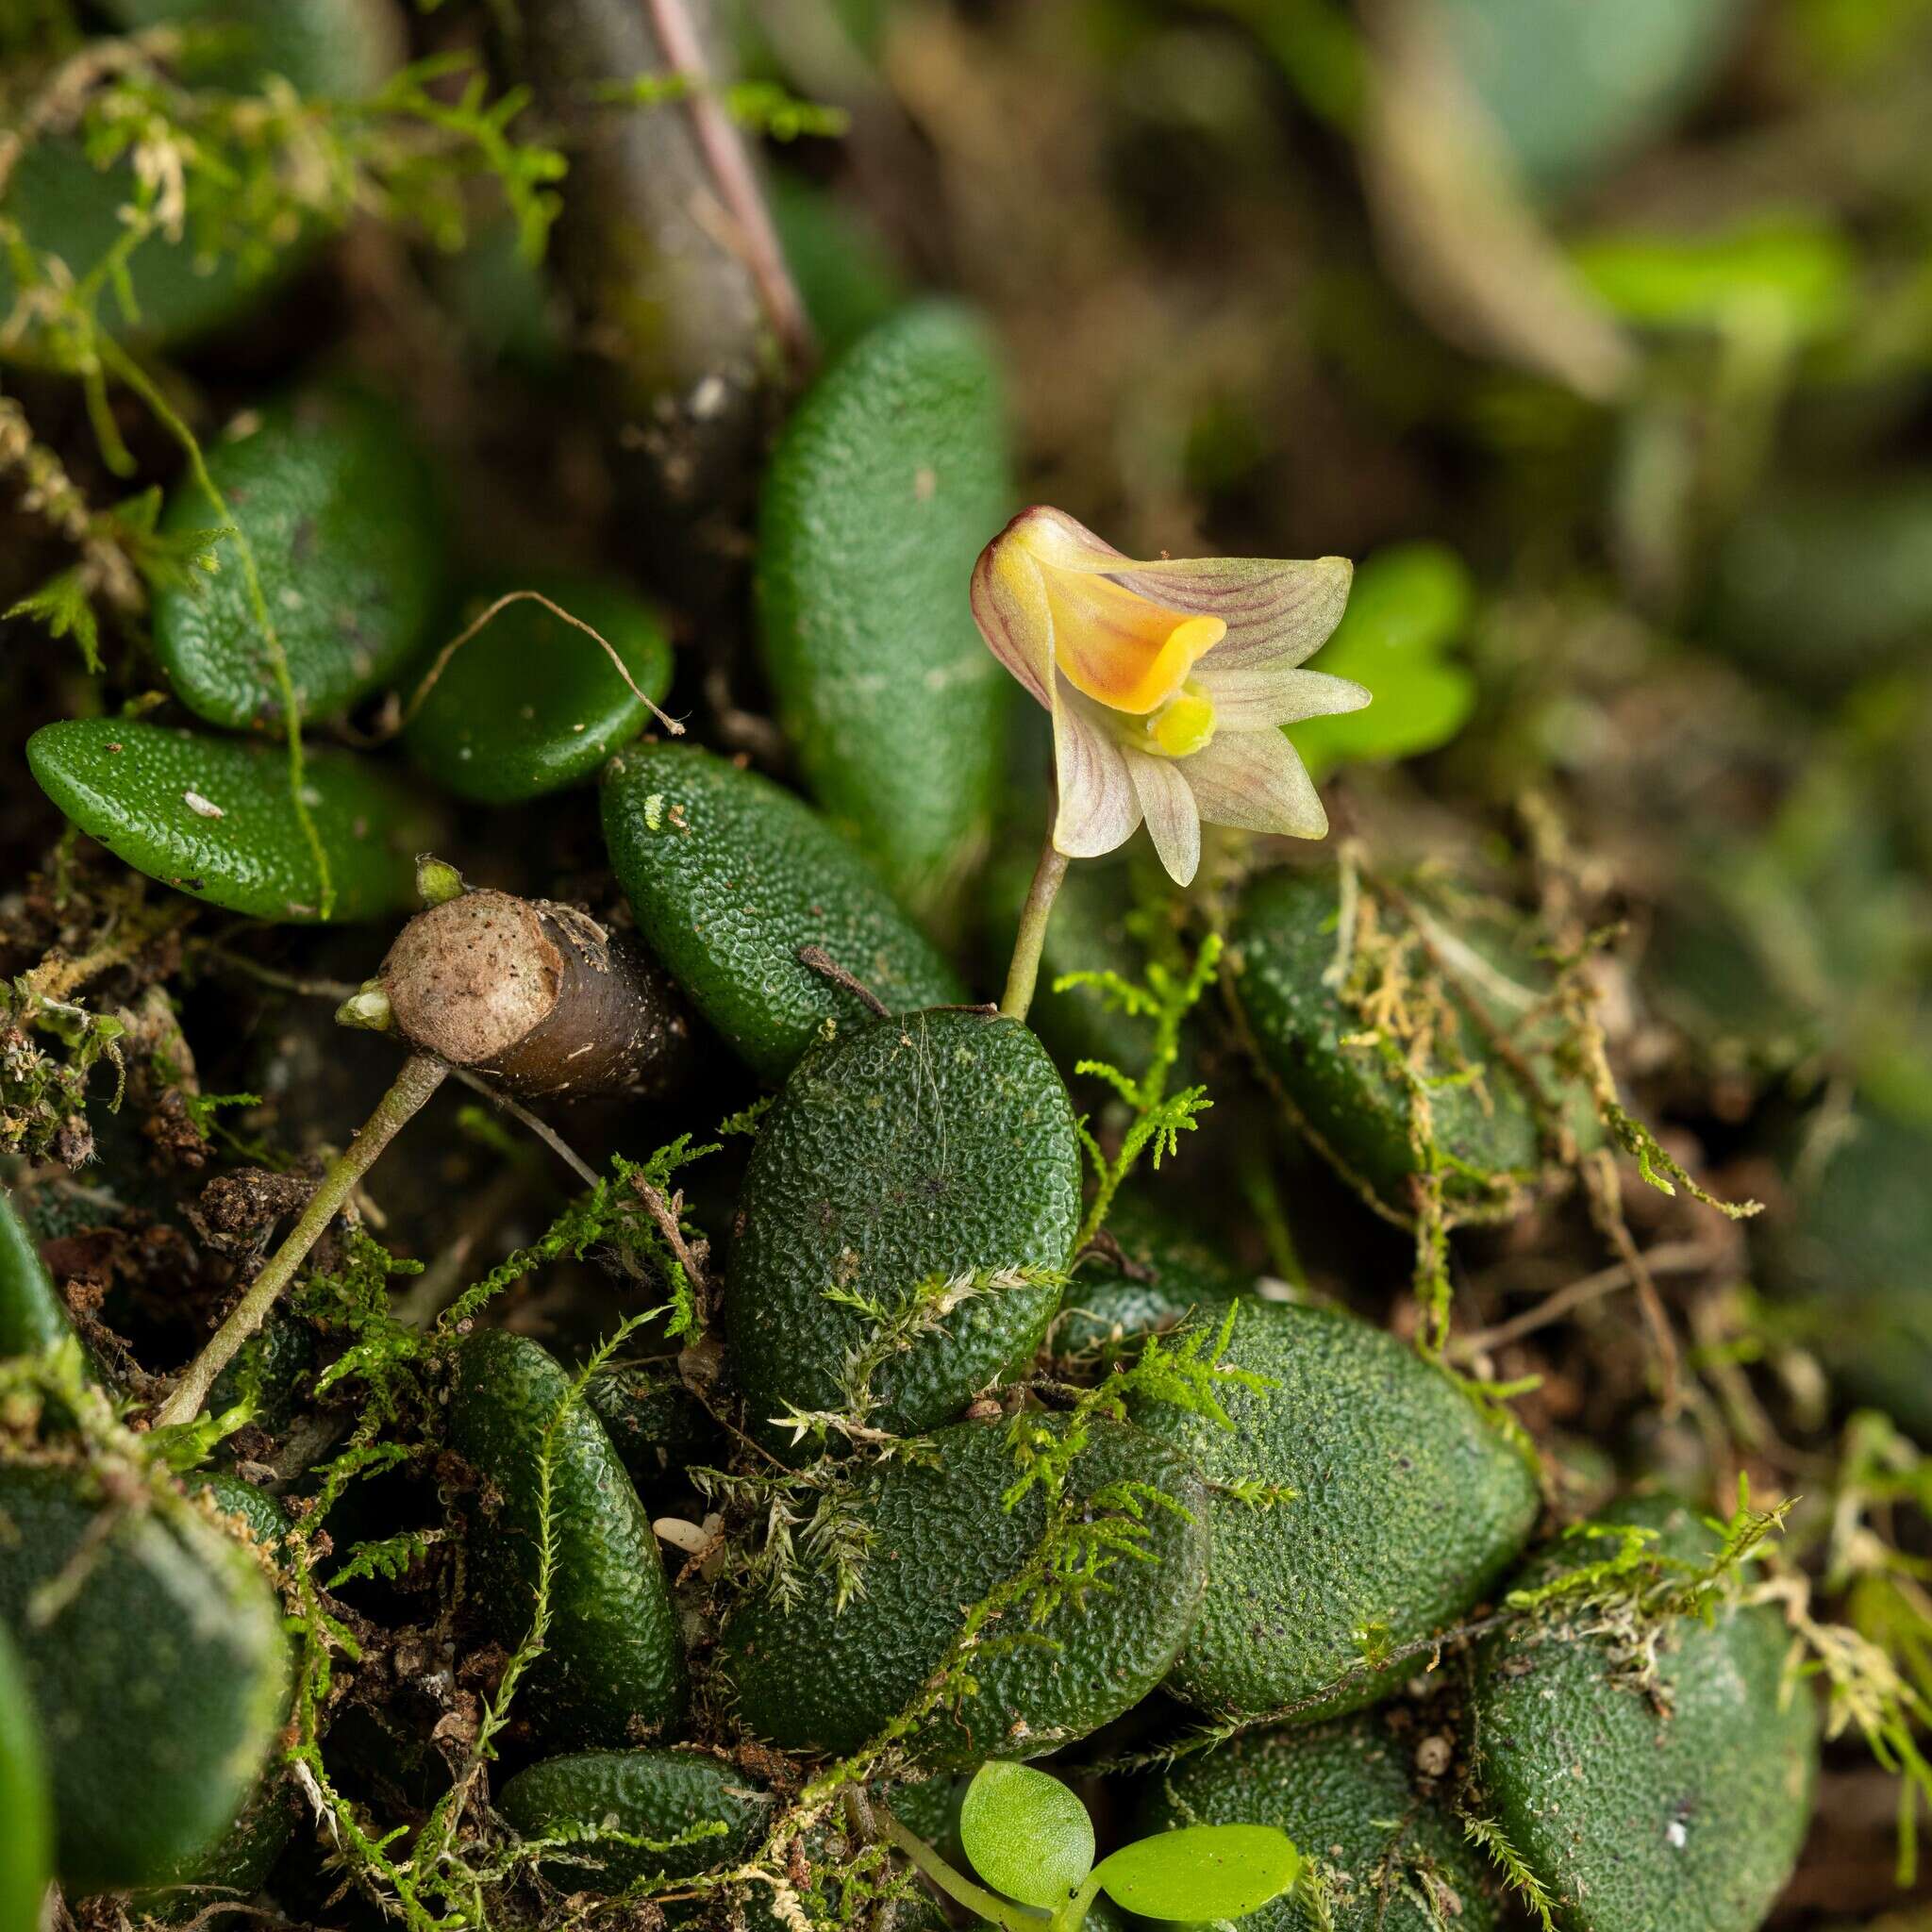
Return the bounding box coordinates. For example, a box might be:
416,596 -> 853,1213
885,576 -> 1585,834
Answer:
971,507 -> 1366,888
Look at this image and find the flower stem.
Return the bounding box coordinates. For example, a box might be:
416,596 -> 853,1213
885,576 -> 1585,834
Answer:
1000,830 -> 1071,1024
152,1053 -> 448,1428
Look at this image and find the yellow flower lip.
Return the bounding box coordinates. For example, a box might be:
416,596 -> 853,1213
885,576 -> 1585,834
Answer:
1143,685 -> 1217,758
1021,530 -> 1228,716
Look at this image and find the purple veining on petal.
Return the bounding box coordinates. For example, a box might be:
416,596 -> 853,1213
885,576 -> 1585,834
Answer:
1123,746 -> 1202,886
1108,557 -> 1353,672
1203,667 -> 1373,732
1052,683 -> 1141,858
1013,505 -> 1134,573
1181,727 -> 1328,840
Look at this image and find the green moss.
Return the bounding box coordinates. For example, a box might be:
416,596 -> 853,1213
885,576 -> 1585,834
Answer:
718,1416 -> 1209,1763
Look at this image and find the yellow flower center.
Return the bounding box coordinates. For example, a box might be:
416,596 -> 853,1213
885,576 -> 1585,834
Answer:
1141,683 -> 1218,758
1041,568 -> 1226,715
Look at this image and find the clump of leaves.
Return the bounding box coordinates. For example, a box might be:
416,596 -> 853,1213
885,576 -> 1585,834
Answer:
884,1760 -> 1299,1931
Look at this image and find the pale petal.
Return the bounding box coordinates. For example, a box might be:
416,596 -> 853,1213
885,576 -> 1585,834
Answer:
970,534 -> 1055,709
1199,666 -> 1372,731
1109,555 -> 1354,675
1122,746 -> 1202,886
1007,504 -> 1133,574
1008,508 -> 1352,677
1052,683 -> 1141,858
1181,727 -> 1328,840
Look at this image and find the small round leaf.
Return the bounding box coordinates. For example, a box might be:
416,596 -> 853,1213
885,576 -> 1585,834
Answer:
958,1762 -> 1095,1909
1094,1824 -> 1301,1923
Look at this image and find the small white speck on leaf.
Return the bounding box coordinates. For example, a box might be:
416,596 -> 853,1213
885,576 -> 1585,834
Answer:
183,790 -> 224,819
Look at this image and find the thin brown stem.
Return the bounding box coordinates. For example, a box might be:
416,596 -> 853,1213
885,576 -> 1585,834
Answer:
627,1168 -> 714,1324
1584,1150 -> 1682,1416
1449,1240 -> 1721,1360
152,1054 -> 449,1428
1000,832 -> 1070,1024
642,0 -> 817,378
447,1065 -> 600,1188
399,591 -> 681,735
796,944 -> 891,1020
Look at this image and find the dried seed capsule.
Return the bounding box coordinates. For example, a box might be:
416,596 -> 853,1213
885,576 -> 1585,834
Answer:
374,889 -> 691,1100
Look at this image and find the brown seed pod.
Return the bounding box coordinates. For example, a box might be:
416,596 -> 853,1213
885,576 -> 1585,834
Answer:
374,889 -> 692,1100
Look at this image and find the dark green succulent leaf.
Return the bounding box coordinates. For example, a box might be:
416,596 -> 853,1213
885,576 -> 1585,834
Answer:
25,718 -> 432,923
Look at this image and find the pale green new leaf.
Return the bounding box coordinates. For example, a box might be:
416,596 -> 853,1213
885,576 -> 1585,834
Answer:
959,1761 -> 1094,1909
1094,1824 -> 1301,1922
